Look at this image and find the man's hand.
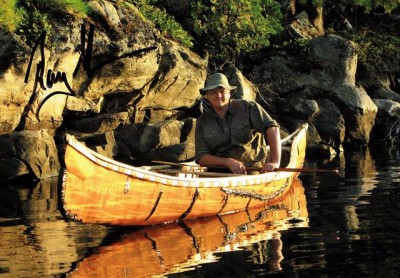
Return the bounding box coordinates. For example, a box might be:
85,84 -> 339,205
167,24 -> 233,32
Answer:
225,158 -> 247,174
261,162 -> 280,173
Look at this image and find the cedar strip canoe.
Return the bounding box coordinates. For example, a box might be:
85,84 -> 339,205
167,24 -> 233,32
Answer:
61,123 -> 308,226
68,178 -> 308,277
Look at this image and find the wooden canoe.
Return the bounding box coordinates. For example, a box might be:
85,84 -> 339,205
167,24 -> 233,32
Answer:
60,123 -> 308,226
68,178 -> 308,277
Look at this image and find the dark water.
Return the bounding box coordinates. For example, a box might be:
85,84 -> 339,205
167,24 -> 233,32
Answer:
1,146 -> 400,278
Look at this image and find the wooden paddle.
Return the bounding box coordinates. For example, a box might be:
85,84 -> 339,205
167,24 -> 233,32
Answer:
277,167 -> 339,173
151,160 -> 339,174
155,168 -> 242,177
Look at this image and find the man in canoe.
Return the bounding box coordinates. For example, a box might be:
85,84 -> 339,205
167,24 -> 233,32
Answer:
195,73 -> 281,174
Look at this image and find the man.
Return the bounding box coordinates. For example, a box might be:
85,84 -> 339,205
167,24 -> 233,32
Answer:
195,73 -> 281,174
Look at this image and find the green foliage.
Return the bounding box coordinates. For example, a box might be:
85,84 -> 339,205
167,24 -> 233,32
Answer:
26,0 -> 90,14
129,0 -> 193,48
189,0 -> 283,64
352,0 -> 400,12
277,38 -> 312,56
122,0 -> 284,66
17,6 -> 52,46
0,0 -> 89,45
345,26 -> 400,72
0,0 -> 24,32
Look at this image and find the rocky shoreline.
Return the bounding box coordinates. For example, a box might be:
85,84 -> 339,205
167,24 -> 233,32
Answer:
0,0 -> 399,181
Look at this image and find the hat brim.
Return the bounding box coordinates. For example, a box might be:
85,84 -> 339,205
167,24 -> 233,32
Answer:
200,85 -> 237,95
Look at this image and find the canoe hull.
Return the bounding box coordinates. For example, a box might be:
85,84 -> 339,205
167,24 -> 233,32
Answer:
68,178 -> 308,277
61,124 -> 307,226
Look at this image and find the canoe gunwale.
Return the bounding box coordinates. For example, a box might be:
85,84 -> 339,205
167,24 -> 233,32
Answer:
64,123 -> 307,189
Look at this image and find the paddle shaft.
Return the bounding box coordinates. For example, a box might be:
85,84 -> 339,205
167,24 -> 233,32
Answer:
274,167 -> 339,174
151,160 -> 339,174
214,166 -> 339,174
156,168 -> 242,177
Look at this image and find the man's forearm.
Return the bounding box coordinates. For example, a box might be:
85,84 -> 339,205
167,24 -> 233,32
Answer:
267,126 -> 281,165
198,154 -> 229,167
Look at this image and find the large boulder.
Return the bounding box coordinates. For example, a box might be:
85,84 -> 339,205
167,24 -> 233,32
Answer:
114,118 -> 196,164
312,99 -> 345,150
286,11 -> 324,39
309,34 -> 358,88
224,66 -> 257,101
0,130 -> 60,181
133,39 -> 206,122
370,99 -> 400,144
0,31 -> 34,134
330,85 -> 377,145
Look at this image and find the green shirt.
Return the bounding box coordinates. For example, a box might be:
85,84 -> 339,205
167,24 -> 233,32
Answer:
195,99 -> 279,167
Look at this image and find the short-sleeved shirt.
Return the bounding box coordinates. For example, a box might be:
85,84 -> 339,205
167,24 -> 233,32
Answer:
195,99 -> 279,167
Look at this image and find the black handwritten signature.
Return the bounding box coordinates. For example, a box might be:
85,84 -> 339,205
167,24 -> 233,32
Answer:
24,23 -> 157,121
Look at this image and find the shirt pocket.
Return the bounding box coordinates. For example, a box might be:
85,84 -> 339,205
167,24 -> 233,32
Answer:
231,121 -> 252,144
203,131 -> 226,152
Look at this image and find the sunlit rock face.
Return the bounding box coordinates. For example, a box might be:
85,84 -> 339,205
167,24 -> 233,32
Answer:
0,1 -> 207,180
0,1 -> 397,180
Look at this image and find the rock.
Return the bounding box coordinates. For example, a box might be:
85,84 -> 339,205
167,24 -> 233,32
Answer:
0,158 -> 31,181
81,131 -> 118,158
330,85 -> 377,145
134,39 -> 206,123
65,112 -> 129,134
303,123 -> 338,160
64,96 -> 104,115
373,99 -> 400,117
310,34 -> 358,87
276,98 -> 319,120
224,66 -> 257,101
371,87 -> 400,103
0,31 -> 32,134
286,11 -> 323,39
295,99 -> 319,120
88,0 -> 122,33
0,130 -> 60,181
312,99 -> 345,149
114,118 -> 195,164
370,99 -> 400,144
0,0 -> 399,182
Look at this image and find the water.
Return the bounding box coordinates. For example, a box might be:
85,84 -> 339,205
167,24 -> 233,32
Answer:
1,146 -> 400,277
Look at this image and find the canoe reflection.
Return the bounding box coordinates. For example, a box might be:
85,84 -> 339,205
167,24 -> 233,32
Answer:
68,178 -> 308,277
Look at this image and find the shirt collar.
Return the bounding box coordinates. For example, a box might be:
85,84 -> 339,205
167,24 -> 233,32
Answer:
209,100 -> 237,118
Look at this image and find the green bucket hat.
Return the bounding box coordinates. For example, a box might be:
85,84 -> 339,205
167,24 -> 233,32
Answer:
199,73 -> 237,95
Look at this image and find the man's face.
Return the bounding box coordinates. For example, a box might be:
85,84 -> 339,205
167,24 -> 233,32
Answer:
206,87 -> 231,109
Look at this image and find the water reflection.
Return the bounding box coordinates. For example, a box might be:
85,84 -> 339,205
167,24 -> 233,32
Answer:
0,178 -> 112,278
289,148 -> 400,277
2,146 -> 400,277
67,178 -> 308,277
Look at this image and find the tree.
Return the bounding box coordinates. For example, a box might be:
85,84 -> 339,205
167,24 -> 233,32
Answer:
0,0 -> 24,32
189,0 -> 283,65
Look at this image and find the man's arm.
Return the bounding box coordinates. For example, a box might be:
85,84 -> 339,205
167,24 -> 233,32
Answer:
262,126 -> 281,172
198,154 -> 247,174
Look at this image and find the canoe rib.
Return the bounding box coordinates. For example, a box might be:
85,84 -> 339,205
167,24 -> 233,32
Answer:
145,187 -> 164,221
61,123 -> 308,226
179,188 -> 199,220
